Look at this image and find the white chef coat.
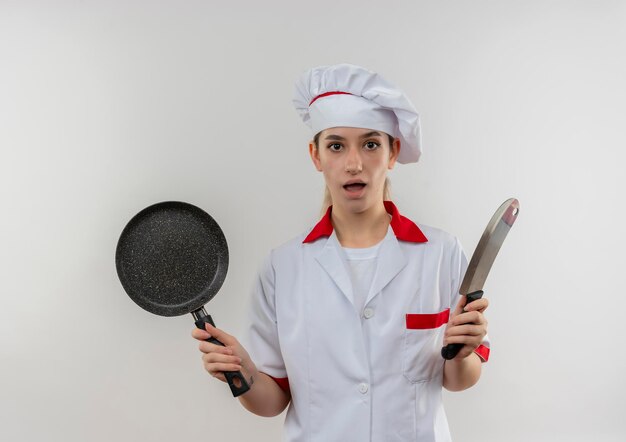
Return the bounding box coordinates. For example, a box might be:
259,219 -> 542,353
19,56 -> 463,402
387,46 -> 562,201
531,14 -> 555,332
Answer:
245,201 -> 490,442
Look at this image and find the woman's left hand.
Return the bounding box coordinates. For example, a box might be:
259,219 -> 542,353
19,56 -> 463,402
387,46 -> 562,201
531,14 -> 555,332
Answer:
443,295 -> 489,360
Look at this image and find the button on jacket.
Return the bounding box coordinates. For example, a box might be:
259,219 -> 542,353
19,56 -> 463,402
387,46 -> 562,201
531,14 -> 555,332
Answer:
245,202 -> 490,442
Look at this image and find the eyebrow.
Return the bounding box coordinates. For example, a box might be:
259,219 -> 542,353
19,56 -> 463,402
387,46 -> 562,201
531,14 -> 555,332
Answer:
323,131 -> 384,141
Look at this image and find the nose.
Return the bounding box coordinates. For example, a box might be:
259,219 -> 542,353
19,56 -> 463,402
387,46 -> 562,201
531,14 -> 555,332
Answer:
344,146 -> 363,174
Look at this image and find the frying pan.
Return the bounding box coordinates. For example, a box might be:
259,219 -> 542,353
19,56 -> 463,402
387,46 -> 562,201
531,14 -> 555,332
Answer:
115,201 -> 250,397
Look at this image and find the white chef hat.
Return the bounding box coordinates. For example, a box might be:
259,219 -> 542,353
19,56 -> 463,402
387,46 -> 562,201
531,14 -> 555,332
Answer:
293,63 -> 421,164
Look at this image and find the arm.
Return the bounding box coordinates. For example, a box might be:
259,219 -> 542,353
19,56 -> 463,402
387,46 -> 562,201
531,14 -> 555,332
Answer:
238,371 -> 291,417
192,323 -> 290,417
443,352 -> 482,391
442,295 -> 489,391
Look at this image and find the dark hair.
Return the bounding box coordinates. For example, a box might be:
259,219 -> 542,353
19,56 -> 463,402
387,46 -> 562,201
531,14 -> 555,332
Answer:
313,131 -> 395,148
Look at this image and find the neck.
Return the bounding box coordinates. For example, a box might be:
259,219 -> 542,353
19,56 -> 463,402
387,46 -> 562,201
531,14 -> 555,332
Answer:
331,202 -> 390,248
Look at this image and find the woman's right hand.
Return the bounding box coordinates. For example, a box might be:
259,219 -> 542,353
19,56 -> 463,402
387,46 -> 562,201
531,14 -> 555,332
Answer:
191,323 -> 258,384
192,323 -> 291,417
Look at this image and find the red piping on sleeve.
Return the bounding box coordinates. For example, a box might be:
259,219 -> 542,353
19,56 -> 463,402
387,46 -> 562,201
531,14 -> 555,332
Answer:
269,375 -> 290,393
474,344 -> 490,362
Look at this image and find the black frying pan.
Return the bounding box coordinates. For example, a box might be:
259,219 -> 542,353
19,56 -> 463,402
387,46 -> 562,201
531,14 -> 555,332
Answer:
115,201 -> 250,397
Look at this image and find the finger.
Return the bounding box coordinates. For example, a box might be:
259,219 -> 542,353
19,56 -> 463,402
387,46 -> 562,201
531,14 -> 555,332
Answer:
191,328 -> 211,340
449,311 -> 485,326
441,340 -> 474,359
445,324 -> 486,338
463,298 -> 489,313
206,367 -> 236,383
198,341 -> 234,355
204,362 -> 243,374
211,372 -> 227,383
202,353 -> 242,365
202,322 -> 238,346
451,295 -> 467,317
443,334 -> 482,348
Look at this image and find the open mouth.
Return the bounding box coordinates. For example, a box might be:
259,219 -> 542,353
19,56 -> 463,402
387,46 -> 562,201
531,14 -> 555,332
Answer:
343,182 -> 366,192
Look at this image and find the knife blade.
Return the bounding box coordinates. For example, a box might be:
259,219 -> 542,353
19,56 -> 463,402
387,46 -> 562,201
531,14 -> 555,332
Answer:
441,198 -> 520,360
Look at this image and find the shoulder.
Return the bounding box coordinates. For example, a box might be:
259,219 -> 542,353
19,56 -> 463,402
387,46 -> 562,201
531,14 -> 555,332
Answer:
402,222 -> 466,264
411,223 -> 467,276
417,224 -> 462,250
259,228 -> 317,271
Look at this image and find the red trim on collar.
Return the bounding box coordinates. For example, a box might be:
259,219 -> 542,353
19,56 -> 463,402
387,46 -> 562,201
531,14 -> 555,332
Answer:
302,201 -> 428,243
303,205 -> 334,242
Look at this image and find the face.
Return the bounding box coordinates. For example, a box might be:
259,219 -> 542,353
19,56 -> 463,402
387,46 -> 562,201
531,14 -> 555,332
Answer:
309,127 -> 400,213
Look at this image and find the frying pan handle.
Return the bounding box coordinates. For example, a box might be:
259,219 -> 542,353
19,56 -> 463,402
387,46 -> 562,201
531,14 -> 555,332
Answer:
441,290 -> 484,360
194,313 -> 251,397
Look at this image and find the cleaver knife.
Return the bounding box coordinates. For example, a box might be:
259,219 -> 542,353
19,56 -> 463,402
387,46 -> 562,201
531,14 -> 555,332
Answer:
441,198 -> 520,360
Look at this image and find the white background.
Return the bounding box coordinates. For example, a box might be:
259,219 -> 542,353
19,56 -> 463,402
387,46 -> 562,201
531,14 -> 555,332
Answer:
1,1 -> 625,441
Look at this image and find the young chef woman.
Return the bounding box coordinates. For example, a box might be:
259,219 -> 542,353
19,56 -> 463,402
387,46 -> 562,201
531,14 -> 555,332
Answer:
192,64 -> 490,441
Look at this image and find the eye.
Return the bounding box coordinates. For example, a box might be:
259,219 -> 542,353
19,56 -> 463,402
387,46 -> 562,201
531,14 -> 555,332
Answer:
327,143 -> 343,152
363,141 -> 380,150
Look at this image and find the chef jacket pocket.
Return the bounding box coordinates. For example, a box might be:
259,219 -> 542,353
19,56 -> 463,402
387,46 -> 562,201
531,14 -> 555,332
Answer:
402,309 -> 449,383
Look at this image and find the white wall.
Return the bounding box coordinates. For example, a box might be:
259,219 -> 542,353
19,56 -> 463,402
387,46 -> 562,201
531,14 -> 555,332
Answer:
1,1 -> 625,440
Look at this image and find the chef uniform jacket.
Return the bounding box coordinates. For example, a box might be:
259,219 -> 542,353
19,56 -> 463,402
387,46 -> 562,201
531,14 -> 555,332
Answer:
245,201 -> 490,442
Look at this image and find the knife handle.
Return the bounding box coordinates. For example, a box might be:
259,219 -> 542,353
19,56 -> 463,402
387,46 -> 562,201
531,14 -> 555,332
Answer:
441,290 -> 484,360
